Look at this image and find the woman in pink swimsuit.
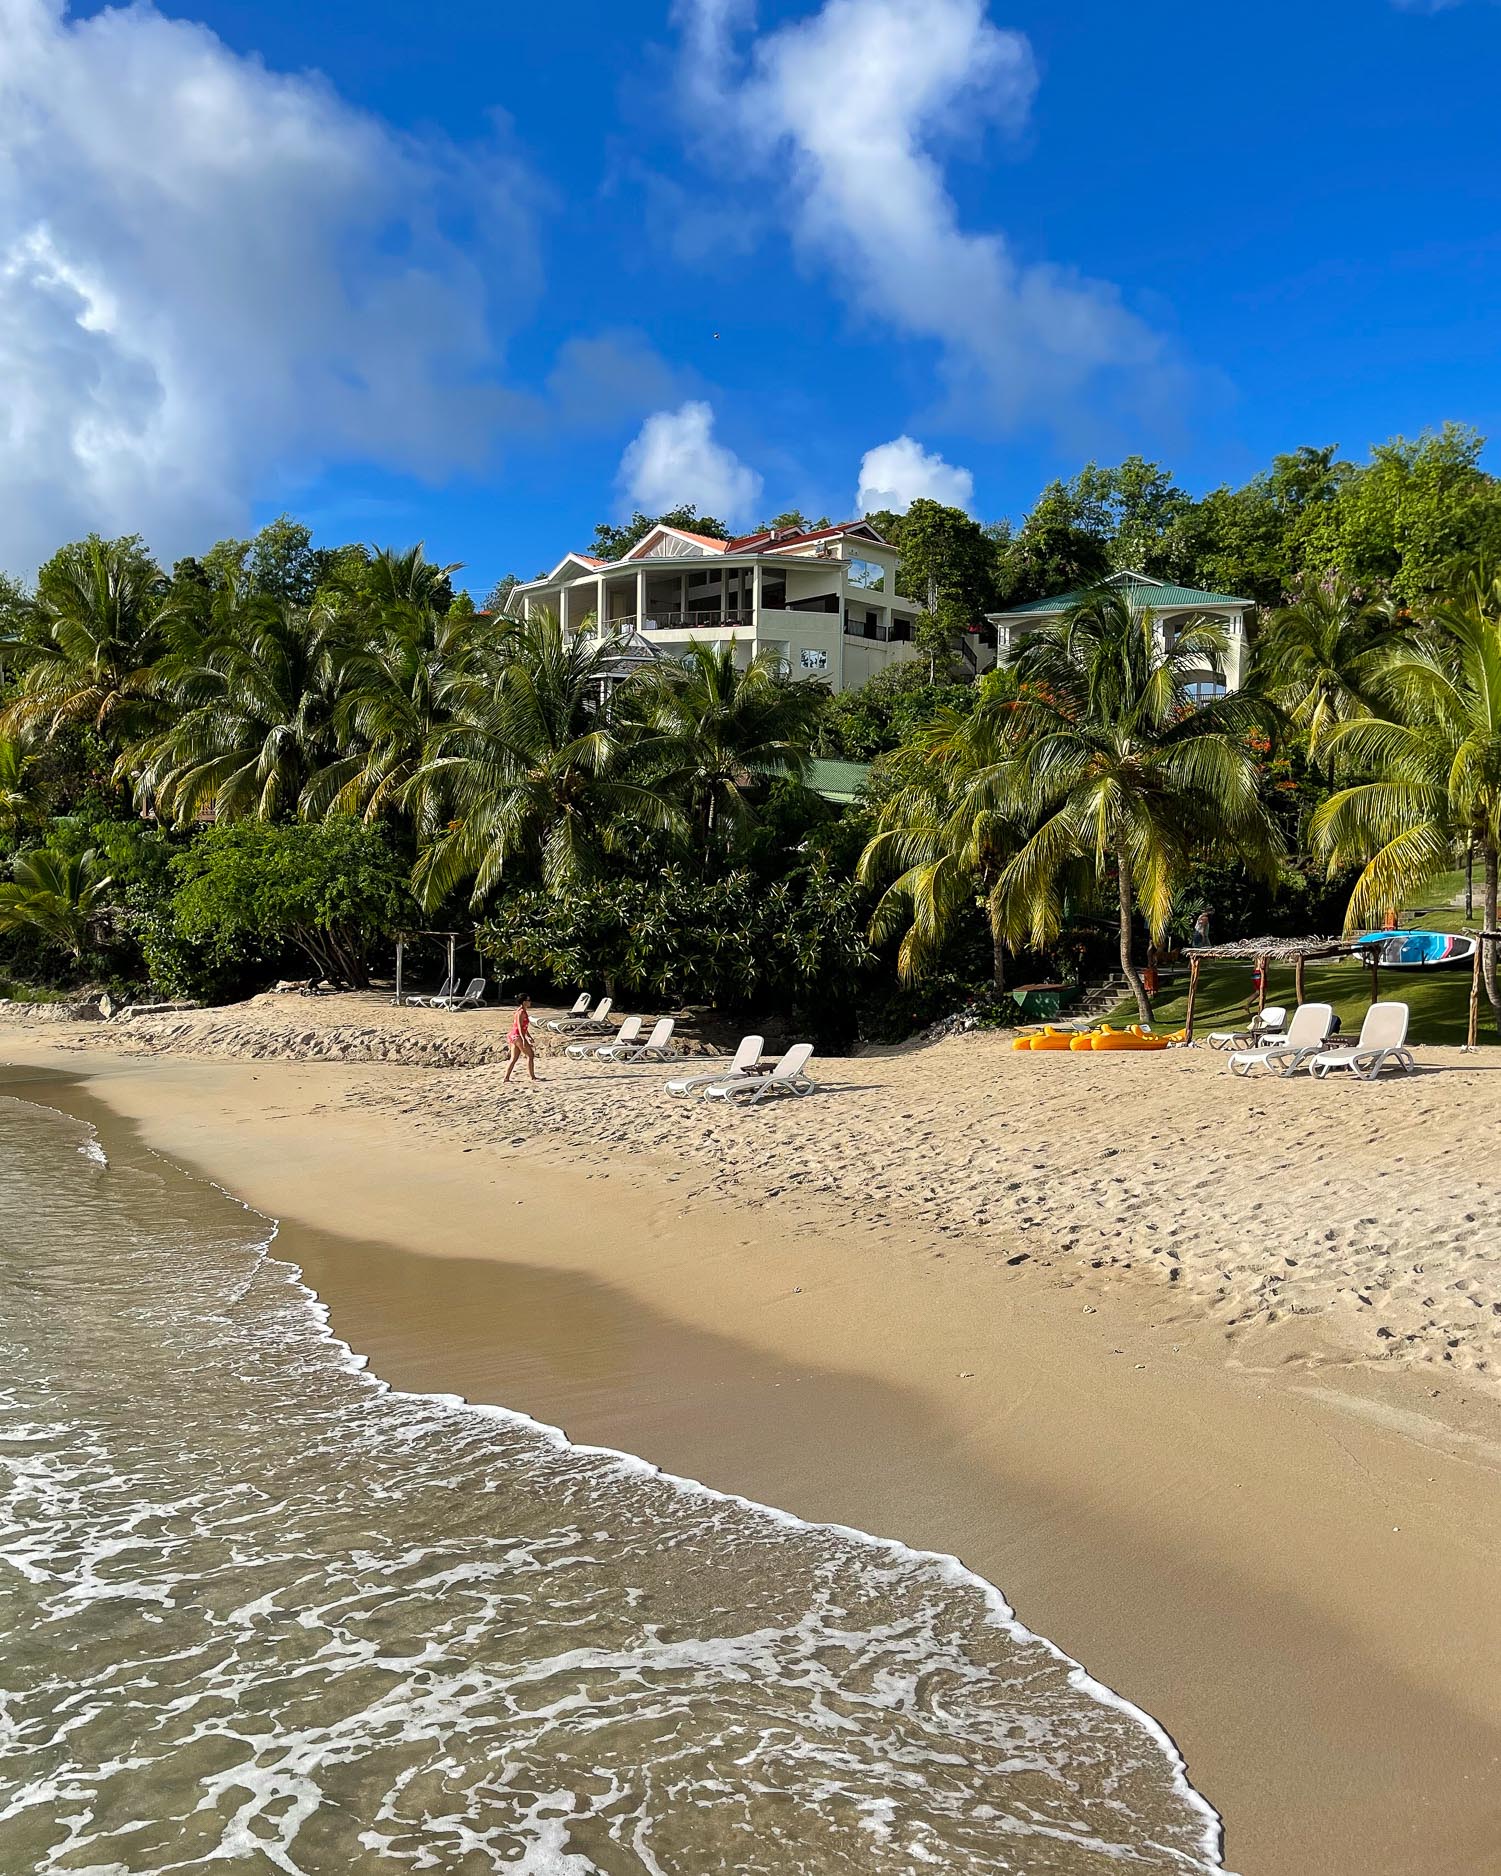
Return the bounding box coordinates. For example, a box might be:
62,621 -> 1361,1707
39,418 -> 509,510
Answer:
503,995 -> 537,1083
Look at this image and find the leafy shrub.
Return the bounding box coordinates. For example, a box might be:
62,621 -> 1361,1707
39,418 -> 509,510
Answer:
479,862 -> 875,1048
171,820 -> 415,988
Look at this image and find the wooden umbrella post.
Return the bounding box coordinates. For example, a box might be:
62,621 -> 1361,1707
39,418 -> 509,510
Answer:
1184,952 -> 1201,1045
395,935 -> 405,1007
1294,950 -> 1307,1007
1467,935 -> 1483,1051
1369,947 -> 1380,1008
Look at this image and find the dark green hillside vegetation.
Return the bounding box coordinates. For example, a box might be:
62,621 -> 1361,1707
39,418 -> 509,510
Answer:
1,426 -> 1499,1046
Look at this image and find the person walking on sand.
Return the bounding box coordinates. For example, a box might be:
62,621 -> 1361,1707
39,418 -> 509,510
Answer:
503,995 -> 538,1084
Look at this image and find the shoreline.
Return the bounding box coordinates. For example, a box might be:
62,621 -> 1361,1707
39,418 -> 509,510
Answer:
4,1036 -> 1500,1875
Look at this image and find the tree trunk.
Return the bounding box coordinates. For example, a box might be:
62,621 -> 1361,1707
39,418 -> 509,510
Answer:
1115,855 -> 1153,1023
990,920 -> 1006,991
1485,843 -> 1499,1015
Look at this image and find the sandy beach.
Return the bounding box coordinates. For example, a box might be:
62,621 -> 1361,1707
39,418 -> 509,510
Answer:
3,997 -> 1499,1875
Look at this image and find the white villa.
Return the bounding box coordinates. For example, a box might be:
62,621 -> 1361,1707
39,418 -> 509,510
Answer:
504,520 -> 924,691
983,570 -> 1252,697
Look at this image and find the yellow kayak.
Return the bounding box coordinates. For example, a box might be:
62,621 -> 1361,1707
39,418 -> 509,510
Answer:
1090,1025 -> 1168,1051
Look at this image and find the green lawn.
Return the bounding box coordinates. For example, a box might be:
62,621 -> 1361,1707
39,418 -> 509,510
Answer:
1106,952 -> 1490,1046
1102,869 -> 1496,1044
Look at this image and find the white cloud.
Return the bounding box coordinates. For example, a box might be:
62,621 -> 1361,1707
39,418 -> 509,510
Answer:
673,0 -> 1174,433
0,0 -> 535,575
856,436 -> 973,514
617,401 -> 763,521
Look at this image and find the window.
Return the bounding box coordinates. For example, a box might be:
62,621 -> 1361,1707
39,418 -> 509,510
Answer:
799,647 -> 829,672
1185,677 -> 1227,705
760,574 -> 786,610
847,557 -> 886,590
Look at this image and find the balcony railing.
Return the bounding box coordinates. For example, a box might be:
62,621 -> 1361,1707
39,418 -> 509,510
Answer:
844,616 -> 914,644
636,610 -> 754,632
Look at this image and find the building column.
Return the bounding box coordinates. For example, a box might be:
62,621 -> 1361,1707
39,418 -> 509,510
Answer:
595,576 -> 606,638
635,568 -> 646,631
753,563 -> 763,628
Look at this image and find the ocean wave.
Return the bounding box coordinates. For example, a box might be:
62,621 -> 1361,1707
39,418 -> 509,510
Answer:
0,1092 -> 1226,1874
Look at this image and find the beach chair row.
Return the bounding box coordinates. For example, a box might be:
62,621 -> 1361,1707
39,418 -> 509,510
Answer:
1222,1001 -> 1417,1081
545,998 -> 817,1104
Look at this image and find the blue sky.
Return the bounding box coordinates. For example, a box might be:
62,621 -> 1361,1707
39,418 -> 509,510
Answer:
3,0 -> 1499,595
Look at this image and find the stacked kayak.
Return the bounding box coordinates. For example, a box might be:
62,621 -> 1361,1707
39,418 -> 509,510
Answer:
1013,1023 -> 1180,1053
1016,1026 -> 1078,1051
1074,1024 -> 1168,1052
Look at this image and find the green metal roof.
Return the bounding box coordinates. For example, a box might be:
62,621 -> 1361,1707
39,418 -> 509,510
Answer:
992,570 -> 1251,619
806,758 -> 871,805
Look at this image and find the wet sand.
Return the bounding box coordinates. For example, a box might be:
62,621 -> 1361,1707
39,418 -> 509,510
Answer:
3,1041 -> 1499,1876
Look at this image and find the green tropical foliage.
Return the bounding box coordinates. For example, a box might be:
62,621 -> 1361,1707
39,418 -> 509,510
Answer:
170,820 -> 413,989
0,737 -> 37,836
1313,570 -> 1501,1008
128,585 -> 336,826
410,610 -> 678,907
1260,576 -> 1406,766
636,644 -> 820,851
1,536 -> 163,744
858,704 -> 1021,987
0,847 -> 118,962
993,587 -> 1280,1020
2,429 -> 1501,1041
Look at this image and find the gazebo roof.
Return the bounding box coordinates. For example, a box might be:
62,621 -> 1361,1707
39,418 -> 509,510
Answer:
1192,935 -> 1345,960
991,569 -> 1253,621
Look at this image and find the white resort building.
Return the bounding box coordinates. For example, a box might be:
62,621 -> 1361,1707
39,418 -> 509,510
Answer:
505,520 -> 924,692
983,570 -> 1251,698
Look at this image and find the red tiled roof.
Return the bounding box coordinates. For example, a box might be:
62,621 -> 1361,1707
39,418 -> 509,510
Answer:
726,520 -> 893,554
574,554 -> 607,568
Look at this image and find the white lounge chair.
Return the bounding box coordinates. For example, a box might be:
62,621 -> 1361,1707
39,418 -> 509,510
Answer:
665,1034 -> 764,1097
704,1042 -> 816,1105
1209,1005 -> 1286,1051
600,1016 -> 677,1063
435,976 -> 487,1010
568,1014 -> 642,1060
546,995 -> 612,1034
563,992 -> 590,1019
1228,1002 -> 1333,1077
406,973 -> 455,1008
1309,1002 -> 1415,1080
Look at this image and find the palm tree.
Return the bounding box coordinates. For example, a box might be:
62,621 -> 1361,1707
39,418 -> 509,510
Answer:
0,736 -> 38,836
857,704 -> 1022,987
1312,569 -> 1501,1011
995,587 -> 1280,1020
637,644 -> 820,854
0,848 -> 118,964
125,584 -> 335,826
1259,575 -> 1405,770
361,543 -> 464,609
304,598 -> 480,829
0,536 -> 163,747
409,610 -> 678,908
